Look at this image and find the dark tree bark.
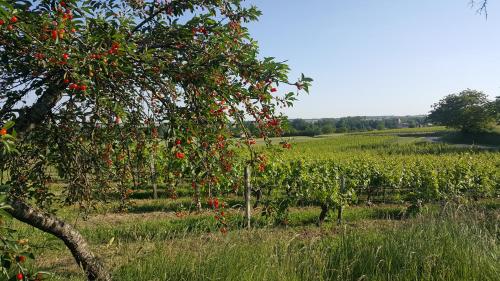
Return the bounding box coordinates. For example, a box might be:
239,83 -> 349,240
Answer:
252,187 -> 262,209
14,80 -> 65,134
318,203 -> 329,226
337,206 -> 343,225
6,199 -> 112,281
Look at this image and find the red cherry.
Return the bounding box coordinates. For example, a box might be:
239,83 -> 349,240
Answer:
0,128 -> 7,135
10,16 -> 18,23
166,6 -> 174,15
51,30 -> 58,40
270,87 -> 277,93
258,163 -> 266,172
70,28 -> 76,33
16,273 -> 23,280
175,139 -> 181,145
268,119 -> 279,126
62,53 -> 69,60
7,25 -> 13,31
220,227 -> 227,234
69,83 -> 78,90
0,19 -> 4,25
60,1 -> 66,7
79,85 -> 87,91
63,78 -> 70,83
175,152 -> 185,159
17,255 -> 26,263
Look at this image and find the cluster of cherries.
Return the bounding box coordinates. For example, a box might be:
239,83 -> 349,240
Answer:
192,26 -> 208,36
15,255 -> 27,280
0,15 -> 18,31
208,197 -> 227,234
257,154 -> 268,172
49,1 -> 75,40
89,42 -> 120,60
68,82 -> 87,92
174,139 -> 185,159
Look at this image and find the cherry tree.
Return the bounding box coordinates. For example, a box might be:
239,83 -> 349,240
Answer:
0,0 -> 310,280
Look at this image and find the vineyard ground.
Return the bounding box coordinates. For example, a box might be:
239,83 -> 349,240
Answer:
9,198 -> 499,281
6,127 -> 500,281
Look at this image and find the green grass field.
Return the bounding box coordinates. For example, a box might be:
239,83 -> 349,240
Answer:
6,127 -> 499,281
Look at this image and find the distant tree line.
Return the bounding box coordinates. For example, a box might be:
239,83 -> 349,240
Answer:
283,117 -> 427,136
240,89 -> 500,138
239,116 -> 427,137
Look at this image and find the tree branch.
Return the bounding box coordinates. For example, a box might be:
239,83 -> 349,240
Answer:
6,198 -> 112,281
14,75 -> 66,135
470,0 -> 488,18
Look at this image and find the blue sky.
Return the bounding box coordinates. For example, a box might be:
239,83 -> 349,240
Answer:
246,0 -> 500,118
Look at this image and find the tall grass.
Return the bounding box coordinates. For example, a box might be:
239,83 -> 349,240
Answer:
109,207 -> 498,281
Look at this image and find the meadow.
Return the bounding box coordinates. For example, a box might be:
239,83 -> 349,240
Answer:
7,127 -> 500,281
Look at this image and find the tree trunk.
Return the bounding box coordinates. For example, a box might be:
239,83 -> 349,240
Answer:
244,165 -> 252,229
337,206 -> 343,225
318,203 -> 329,226
6,198 -> 112,281
252,187 -> 262,209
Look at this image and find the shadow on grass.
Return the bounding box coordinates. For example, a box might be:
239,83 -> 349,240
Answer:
440,131 -> 500,147
126,197 -> 247,214
395,131 -> 448,138
128,187 -> 194,199
87,202 -> 493,245
370,207 -> 406,220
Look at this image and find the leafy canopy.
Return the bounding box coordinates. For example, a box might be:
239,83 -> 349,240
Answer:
0,0 -> 312,210
428,89 -> 495,133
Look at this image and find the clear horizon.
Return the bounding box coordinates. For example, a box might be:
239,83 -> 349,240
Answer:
246,0 -> 500,119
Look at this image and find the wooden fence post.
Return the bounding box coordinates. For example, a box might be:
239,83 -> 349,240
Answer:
337,176 -> 345,225
244,164 -> 252,229
150,153 -> 158,199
